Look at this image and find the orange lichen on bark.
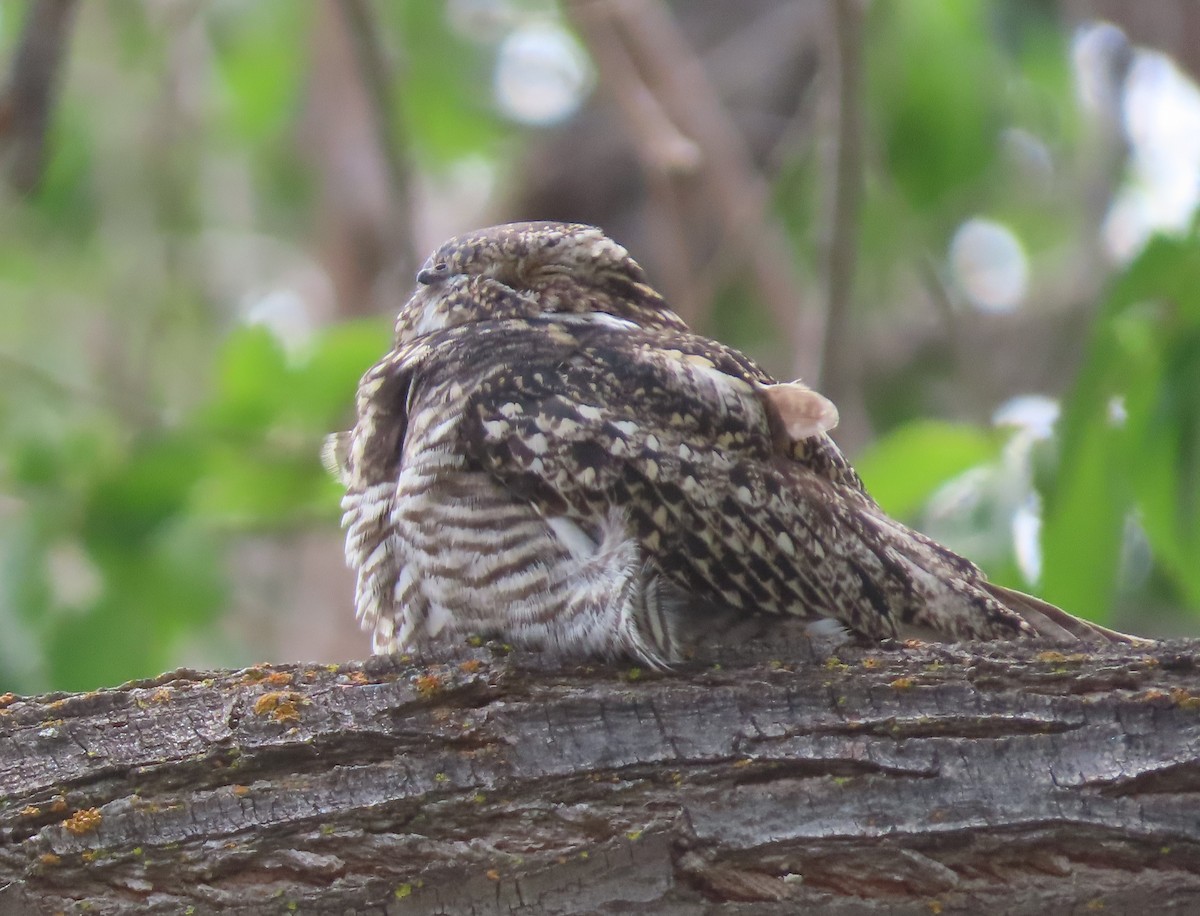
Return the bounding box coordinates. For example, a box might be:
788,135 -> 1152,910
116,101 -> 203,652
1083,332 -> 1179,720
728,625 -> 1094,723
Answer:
1170,688 -> 1200,711
252,691 -> 307,724
415,673 -> 444,697
63,807 -> 102,835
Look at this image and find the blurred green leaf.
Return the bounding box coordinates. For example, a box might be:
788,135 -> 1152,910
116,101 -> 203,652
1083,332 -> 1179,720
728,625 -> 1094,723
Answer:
27,105 -> 96,236
867,0 -> 1003,213
389,0 -> 510,163
82,435 -> 205,555
46,520 -> 226,691
193,444 -> 335,527
205,325 -> 292,434
210,4 -> 307,143
1042,229 -> 1200,617
288,320 -> 392,431
854,420 -> 1000,520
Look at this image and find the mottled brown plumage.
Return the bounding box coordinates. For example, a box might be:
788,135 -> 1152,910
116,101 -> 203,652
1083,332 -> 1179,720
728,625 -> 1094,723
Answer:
329,221 -> 1134,664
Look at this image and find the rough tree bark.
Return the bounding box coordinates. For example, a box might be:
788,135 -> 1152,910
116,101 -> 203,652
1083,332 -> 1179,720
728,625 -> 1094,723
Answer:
2,635 -> 1199,915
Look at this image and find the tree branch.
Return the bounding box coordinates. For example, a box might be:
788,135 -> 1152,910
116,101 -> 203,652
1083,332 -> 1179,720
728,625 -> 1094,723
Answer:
3,636 -> 1199,913
336,0 -> 416,282
0,0 -> 79,193
819,0 -> 868,449
568,0 -> 817,373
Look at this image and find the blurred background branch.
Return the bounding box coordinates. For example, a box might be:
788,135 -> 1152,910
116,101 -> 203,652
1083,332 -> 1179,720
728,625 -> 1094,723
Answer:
1,0 -> 1199,694
569,0 -> 817,372
819,0 -> 866,448
0,0 -> 78,192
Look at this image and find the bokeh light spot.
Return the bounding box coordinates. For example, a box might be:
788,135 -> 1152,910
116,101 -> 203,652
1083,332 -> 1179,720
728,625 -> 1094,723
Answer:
948,218 -> 1029,313
494,22 -> 593,126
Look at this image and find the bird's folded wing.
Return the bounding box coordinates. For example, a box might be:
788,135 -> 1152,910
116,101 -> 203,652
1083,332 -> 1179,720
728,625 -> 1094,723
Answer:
459,324 -> 780,513
453,323 -> 893,622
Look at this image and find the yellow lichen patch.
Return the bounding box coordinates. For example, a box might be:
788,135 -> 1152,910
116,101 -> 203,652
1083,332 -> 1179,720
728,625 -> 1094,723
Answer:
458,659 -> 483,674
395,884 -> 413,899
19,805 -> 40,817
823,658 -> 849,672
265,671 -> 294,687
49,796 -> 68,814
626,829 -> 643,841
0,692 -> 15,709
231,785 -> 251,797
1035,650 -> 1086,665
64,807 -> 102,836
861,657 -> 883,670
415,673 -> 444,697
485,869 -> 501,881
252,691 -> 307,725
928,900 -> 944,914
888,677 -> 915,691
39,853 -> 60,866
1170,688 -> 1200,711
151,688 -> 172,704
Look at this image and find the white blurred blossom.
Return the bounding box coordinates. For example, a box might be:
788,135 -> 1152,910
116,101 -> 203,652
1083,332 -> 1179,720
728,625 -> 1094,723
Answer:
493,22 -> 593,126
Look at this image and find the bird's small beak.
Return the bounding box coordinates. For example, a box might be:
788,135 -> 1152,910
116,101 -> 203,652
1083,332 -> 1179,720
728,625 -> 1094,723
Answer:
416,257 -> 447,285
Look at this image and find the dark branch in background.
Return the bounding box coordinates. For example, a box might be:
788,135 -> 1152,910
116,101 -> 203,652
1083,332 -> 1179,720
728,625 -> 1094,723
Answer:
566,6 -> 705,324
302,0 -> 415,317
568,0 -> 819,375
336,0 -> 416,285
819,0 -> 868,449
0,0 -> 79,193
2,638 -> 1200,913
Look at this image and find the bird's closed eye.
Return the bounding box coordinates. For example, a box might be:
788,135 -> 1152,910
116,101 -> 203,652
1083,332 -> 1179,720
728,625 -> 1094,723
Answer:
417,261 -> 450,285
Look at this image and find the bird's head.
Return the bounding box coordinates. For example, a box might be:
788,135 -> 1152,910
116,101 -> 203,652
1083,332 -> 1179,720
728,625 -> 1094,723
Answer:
397,222 -> 688,339
417,221 -> 629,287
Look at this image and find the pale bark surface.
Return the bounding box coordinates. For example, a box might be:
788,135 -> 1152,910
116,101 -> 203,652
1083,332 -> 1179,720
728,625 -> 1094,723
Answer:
2,636 -> 1200,915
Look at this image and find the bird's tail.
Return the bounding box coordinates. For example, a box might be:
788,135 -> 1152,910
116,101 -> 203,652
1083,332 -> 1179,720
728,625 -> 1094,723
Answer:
980,581 -> 1147,646
849,502 -> 1148,646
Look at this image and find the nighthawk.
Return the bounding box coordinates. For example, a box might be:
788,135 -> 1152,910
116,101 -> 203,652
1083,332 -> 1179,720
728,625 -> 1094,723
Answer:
326,221 -> 1131,665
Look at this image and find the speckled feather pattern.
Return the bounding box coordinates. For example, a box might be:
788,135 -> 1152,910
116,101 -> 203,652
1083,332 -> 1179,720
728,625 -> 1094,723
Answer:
331,221 -> 1118,665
